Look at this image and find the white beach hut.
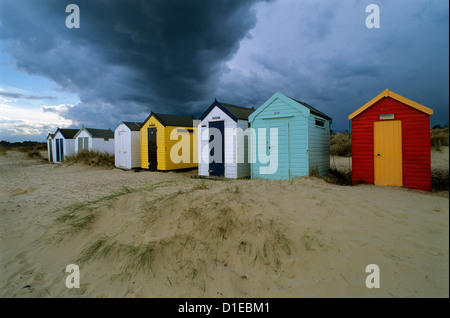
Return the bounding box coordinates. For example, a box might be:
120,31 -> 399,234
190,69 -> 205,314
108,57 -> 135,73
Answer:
74,126 -> 115,155
197,99 -> 254,178
52,128 -> 79,163
114,121 -> 142,170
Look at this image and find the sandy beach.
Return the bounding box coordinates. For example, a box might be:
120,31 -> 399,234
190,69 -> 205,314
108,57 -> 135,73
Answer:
0,148 -> 448,298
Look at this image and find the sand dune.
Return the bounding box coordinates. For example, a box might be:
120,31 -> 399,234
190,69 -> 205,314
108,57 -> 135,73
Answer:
0,149 -> 448,298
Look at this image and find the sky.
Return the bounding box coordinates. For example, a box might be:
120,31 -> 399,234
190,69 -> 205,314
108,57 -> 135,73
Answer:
0,0 -> 448,142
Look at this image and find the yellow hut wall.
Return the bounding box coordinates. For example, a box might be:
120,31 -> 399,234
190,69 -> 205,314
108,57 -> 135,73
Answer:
162,126 -> 198,170
140,115 -> 198,170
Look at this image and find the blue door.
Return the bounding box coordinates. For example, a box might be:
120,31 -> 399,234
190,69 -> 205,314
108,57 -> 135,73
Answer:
56,139 -> 60,162
60,139 -> 64,160
55,139 -> 64,162
209,121 -> 224,176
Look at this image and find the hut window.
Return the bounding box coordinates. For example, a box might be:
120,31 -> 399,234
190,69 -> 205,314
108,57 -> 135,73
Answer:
315,119 -> 325,128
104,138 -> 109,141
78,137 -> 89,151
379,114 -> 395,120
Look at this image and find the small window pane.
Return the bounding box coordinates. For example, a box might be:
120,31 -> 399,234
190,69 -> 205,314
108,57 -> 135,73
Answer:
315,119 -> 325,127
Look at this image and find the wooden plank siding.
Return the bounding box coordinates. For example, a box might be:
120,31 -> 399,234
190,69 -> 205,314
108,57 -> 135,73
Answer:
308,115 -> 331,176
198,104 -> 251,178
162,126 -> 197,171
140,115 -> 197,171
351,96 -> 431,190
250,92 -> 330,180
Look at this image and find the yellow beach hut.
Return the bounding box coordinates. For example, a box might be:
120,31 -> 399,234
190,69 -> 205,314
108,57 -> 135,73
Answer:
140,112 -> 197,170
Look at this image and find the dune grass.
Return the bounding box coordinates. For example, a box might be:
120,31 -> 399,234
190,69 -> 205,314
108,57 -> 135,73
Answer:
330,132 -> 352,157
48,181 -> 175,243
48,180 -> 295,285
0,143 -> 46,159
64,150 -> 114,168
431,127 -> 449,151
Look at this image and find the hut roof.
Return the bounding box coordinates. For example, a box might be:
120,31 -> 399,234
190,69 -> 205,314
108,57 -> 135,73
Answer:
142,112 -> 196,128
122,122 -> 143,131
199,99 -> 254,122
348,88 -> 433,120
287,97 -> 332,121
74,127 -> 114,139
54,128 -> 80,139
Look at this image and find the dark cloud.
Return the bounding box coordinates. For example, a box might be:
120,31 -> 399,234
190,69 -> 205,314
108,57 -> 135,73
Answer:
216,0 -> 449,131
0,91 -> 57,100
0,0 -> 269,128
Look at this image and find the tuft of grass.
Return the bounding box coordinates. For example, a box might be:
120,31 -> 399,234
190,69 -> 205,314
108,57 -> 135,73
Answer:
330,132 -> 352,157
309,166 -> 320,178
77,236 -> 110,263
225,185 -> 241,194
64,150 -> 114,168
192,180 -> 209,190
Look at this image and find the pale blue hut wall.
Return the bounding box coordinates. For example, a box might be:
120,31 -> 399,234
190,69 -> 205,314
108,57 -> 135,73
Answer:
288,114 -> 309,178
250,95 -> 309,180
308,115 -> 331,176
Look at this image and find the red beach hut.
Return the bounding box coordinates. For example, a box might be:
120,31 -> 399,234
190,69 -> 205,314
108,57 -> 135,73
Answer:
348,89 -> 433,191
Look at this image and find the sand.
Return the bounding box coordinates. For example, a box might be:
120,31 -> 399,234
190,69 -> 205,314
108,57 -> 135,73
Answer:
0,148 -> 448,298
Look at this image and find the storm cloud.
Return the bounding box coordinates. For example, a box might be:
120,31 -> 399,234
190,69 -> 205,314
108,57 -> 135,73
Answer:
0,0 -> 270,129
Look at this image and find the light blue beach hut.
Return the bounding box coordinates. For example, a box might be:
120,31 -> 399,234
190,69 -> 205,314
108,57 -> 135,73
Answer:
248,92 -> 332,180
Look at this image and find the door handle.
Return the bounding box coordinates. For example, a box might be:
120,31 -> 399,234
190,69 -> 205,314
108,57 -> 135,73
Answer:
377,153 -> 381,156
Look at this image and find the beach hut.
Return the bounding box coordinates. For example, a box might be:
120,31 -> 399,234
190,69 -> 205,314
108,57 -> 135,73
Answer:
197,99 -> 255,178
74,127 -> 115,155
114,121 -> 142,170
52,128 -> 79,163
140,112 -> 197,171
249,92 -> 332,180
348,88 -> 433,191
46,133 -> 54,162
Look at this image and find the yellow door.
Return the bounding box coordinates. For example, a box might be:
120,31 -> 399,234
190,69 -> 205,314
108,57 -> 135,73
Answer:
373,120 -> 402,186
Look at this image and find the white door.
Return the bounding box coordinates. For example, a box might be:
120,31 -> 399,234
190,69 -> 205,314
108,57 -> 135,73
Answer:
118,131 -> 127,168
